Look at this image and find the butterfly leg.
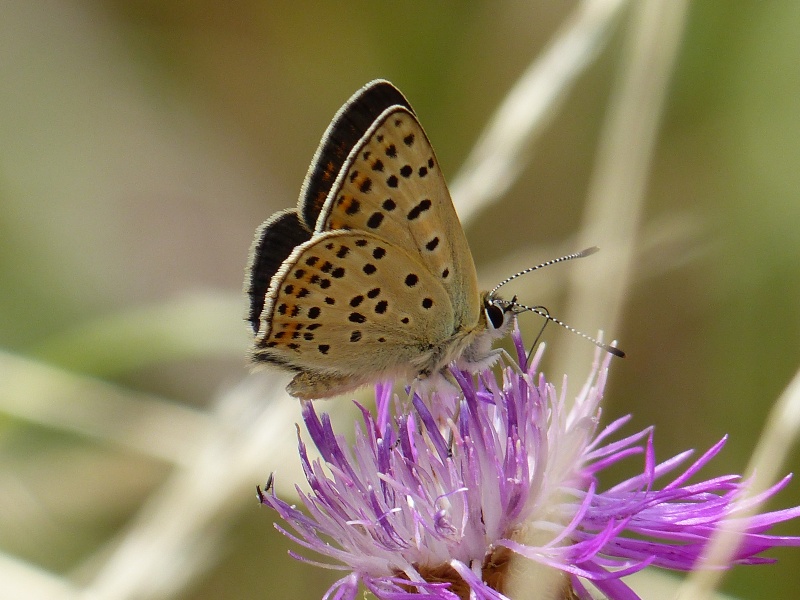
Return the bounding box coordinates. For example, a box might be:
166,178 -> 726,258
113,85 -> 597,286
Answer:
494,347 -> 525,376
457,346 -> 524,377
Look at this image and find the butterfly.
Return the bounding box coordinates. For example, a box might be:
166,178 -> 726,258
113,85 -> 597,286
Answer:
244,79 -> 515,399
245,80 -> 621,400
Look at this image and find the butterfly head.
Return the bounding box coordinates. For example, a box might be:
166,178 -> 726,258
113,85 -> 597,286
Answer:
483,292 -> 516,334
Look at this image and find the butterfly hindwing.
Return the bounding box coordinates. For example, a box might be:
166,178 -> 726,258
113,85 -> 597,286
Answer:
305,104 -> 482,335
246,209 -> 312,334
252,230 -> 454,379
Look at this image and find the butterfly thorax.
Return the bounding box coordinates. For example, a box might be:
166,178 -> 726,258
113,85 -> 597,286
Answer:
411,291 -> 512,377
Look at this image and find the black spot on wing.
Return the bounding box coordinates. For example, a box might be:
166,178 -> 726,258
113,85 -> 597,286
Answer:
344,199 -> 361,215
407,199 -> 432,220
247,210 -> 312,333
299,81 -> 412,229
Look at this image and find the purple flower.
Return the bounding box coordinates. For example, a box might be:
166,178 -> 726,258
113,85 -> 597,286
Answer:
260,328 -> 800,600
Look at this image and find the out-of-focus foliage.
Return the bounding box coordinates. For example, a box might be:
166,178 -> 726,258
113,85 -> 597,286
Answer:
0,2 -> 798,598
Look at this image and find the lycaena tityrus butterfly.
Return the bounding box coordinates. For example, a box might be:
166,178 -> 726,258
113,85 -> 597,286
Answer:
246,80 -> 622,400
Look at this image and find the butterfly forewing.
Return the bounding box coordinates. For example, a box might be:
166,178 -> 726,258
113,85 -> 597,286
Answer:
298,80 -> 412,229
308,105 -> 481,334
252,230 -> 453,378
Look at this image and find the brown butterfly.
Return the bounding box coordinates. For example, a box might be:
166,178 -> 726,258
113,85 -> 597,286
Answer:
245,80 -> 622,400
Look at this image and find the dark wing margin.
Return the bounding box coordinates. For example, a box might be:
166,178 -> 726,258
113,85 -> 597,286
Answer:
245,209 -> 312,333
298,79 -> 412,229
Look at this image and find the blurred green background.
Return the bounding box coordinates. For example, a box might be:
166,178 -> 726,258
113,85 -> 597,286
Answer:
1,1 -> 798,598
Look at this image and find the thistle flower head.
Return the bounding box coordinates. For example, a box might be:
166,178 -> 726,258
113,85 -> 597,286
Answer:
261,328 -> 800,599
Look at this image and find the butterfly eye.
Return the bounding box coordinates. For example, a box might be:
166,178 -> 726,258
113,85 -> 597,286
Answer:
485,302 -> 505,330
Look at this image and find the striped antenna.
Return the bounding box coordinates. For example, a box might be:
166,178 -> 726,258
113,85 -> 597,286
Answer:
489,246 -> 599,296
496,298 -> 625,358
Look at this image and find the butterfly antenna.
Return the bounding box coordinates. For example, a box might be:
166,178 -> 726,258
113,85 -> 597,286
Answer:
489,246 -> 599,296
497,299 -> 625,358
